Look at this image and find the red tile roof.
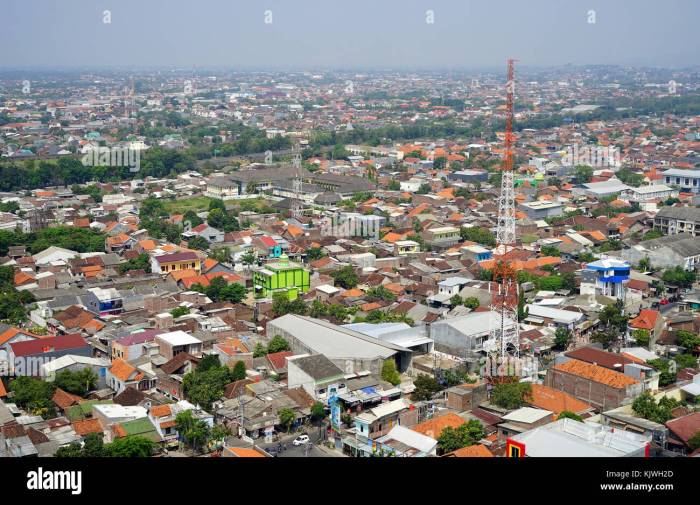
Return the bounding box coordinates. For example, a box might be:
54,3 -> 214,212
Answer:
9,333 -> 87,357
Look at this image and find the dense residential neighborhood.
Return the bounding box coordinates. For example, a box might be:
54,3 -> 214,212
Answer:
1,63 -> 700,462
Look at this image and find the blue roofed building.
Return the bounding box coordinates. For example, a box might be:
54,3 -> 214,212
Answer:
580,258 -> 630,300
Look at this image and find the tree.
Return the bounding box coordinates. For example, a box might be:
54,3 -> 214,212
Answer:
632,391 -> 680,424
105,436 -> 155,457
575,165 -> 593,183
330,265 -> 359,289
676,330 -> 700,351
366,285 -> 397,302
267,335 -> 291,354
662,266 -> 696,289
9,376 -> 56,419
647,358 -> 677,386
381,359 -> 401,386
558,410 -> 583,422
310,401 -> 326,421
187,236 -> 210,251
554,327 -> 573,351
463,297 -> 480,310
278,408 -> 296,432
416,183 -> 432,195
231,361 -> 246,381
306,247 -> 325,261
197,354 -> 221,373
209,246 -> 231,263
253,342 -> 267,358
450,294 -> 463,307
460,226 -> 496,247
436,420 -> 485,454
271,292 -> 307,317
183,360 -> 234,411
170,306 -> 190,318
241,249 -> 258,269
183,210 -> 204,228
674,353 -> 698,369
632,328 -> 650,347
82,432 -> 106,457
412,374 -> 442,401
176,410 -> 210,453
118,253 -> 151,274
491,382 -> 532,410
54,368 -> 98,397
540,245 -> 561,257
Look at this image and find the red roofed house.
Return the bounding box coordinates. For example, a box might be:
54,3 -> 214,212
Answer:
8,334 -> 91,376
628,309 -> 665,346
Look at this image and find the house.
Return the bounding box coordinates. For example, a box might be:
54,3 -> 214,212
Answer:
84,287 -> 123,316
562,346 -> 659,392
106,358 -> 156,394
154,330 -> 203,360
148,400 -> 213,448
373,424 -> 438,457
497,407 -> 554,440
111,329 -> 165,361
579,258 -> 630,300
267,314 -> 413,374
287,354 -> 346,402
8,334 -> 91,376
545,359 -> 643,411
654,206 -> 700,237
660,168 -> 700,194
151,251 -> 202,275
351,398 -> 411,442
525,384 -> 593,417
628,309 -> 665,346
665,413 -> 700,455
394,240 -> 420,256
252,254 -> 310,300
409,412 -> 465,440
506,418 -> 650,457
183,223 -> 224,244
41,355 -> 111,389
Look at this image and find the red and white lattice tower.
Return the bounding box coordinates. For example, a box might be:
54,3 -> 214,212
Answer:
487,59 -> 520,365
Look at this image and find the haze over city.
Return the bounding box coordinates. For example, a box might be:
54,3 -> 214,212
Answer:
2,0 -> 700,69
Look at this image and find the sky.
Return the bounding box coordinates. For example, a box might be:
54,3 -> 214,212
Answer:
1,0 -> 699,70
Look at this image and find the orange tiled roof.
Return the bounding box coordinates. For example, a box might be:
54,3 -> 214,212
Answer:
150,404 -> 172,418
411,412 -> 464,439
14,271 -> 35,286
443,444 -> 493,457
629,309 -> 659,331
72,418 -> 103,436
109,358 -> 143,382
553,359 -> 638,389
225,447 -> 265,457
527,384 -> 591,415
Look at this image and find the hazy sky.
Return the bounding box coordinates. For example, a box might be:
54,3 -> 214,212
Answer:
2,0 -> 699,69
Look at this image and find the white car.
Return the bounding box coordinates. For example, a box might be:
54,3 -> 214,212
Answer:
292,435 -> 310,446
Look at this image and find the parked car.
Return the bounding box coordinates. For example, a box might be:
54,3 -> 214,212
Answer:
292,434 -> 310,446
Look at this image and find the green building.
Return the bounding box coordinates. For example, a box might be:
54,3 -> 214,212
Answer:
252,254 -> 310,300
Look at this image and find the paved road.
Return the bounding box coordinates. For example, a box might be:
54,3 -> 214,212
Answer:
257,429 -> 336,457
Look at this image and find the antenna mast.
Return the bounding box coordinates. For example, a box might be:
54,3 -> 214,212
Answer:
487,59 -> 520,372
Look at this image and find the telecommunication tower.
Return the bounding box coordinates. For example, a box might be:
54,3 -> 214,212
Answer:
487,59 -> 520,366
291,143 -> 304,220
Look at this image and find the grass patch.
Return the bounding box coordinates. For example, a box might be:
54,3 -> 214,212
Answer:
162,196 -> 213,214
